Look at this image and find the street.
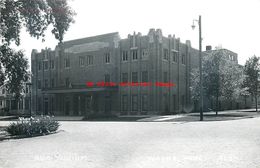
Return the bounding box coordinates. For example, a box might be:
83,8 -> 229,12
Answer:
0,117 -> 260,168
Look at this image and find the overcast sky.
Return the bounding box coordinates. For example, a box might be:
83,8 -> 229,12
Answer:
14,0 -> 260,66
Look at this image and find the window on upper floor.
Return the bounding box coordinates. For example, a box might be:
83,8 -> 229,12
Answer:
181,54 -> 186,65
163,49 -> 169,60
50,60 -> 55,69
38,62 -> 42,71
172,51 -> 178,63
87,55 -> 93,65
132,50 -> 138,60
141,49 -> 149,59
79,56 -> 85,67
105,52 -> 110,63
44,61 -> 48,70
2,88 -> 5,94
122,51 -> 128,61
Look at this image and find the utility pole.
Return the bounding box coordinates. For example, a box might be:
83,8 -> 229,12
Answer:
192,15 -> 204,121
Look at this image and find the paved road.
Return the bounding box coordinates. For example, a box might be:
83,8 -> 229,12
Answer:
0,117 -> 260,168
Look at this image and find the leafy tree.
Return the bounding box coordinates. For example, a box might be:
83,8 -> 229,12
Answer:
244,55 -> 260,112
191,50 -> 246,115
0,0 -> 75,97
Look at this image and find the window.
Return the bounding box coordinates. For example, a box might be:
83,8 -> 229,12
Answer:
44,61 -> 48,70
37,79 -> 41,89
79,56 -> 85,67
87,55 -> 93,65
105,53 -> 110,63
44,79 -> 48,88
142,95 -> 148,111
51,78 -> 55,88
122,51 -> 128,61
64,58 -> 70,68
50,60 -> 55,69
104,74 -> 110,83
2,88 -> 5,94
65,78 -> 70,87
122,95 -> 128,111
163,71 -> 168,83
163,49 -> 169,60
38,62 -> 42,71
132,72 -> 138,83
141,49 -> 149,59
141,71 -> 148,82
172,51 -> 178,63
132,95 -> 138,111
132,50 -> 138,60
122,73 -> 128,83
181,54 -> 186,65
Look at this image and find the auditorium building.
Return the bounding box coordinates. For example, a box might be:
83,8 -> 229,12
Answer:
31,29 -> 249,116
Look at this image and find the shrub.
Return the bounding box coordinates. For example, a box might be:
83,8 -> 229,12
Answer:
6,116 -> 60,137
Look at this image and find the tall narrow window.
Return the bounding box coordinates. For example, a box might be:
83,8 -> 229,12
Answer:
132,95 -> 138,111
163,49 -> 169,60
44,61 -> 48,70
105,53 -> 110,63
122,95 -> 128,111
87,55 -> 93,65
142,95 -> 148,111
38,62 -> 42,71
122,51 -> 128,61
132,50 -> 138,60
50,60 -> 55,69
79,56 -> 85,67
132,72 -> 138,83
64,58 -> 70,68
141,49 -> 149,59
122,73 -> 128,83
172,51 -> 178,63
44,79 -> 48,88
181,54 -> 186,65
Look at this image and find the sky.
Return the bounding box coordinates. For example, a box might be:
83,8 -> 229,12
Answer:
13,0 -> 260,66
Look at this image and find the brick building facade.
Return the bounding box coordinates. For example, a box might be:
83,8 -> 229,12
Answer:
31,29 -> 248,116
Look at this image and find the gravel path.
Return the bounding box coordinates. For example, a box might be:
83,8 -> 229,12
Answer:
0,117 -> 260,168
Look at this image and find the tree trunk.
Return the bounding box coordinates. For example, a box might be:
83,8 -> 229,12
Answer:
255,95 -> 258,112
216,96 -> 219,115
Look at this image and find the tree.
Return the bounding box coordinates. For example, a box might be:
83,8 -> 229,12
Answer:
0,0 -> 75,97
191,50 -> 245,115
244,55 -> 260,112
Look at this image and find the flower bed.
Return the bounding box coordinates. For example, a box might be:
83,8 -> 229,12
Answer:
5,116 -> 60,137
